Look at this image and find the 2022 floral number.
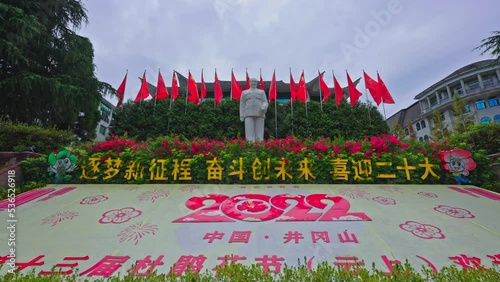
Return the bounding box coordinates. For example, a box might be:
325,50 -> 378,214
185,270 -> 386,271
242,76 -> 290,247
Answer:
172,193 -> 371,222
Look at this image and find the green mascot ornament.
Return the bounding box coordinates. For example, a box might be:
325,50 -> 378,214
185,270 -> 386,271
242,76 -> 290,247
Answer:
47,148 -> 78,183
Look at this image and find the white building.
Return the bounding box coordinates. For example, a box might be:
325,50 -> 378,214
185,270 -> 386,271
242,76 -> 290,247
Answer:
387,60 -> 500,141
95,97 -> 115,141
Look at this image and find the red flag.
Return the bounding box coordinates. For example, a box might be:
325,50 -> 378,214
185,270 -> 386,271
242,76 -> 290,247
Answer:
363,71 -> 381,105
200,69 -> 207,103
377,73 -> 395,104
154,70 -> 169,100
290,71 -> 297,103
296,71 -> 307,102
214,70 -> 223,106
259,72 -> 265,90
187,71 -> 199,104
268,70 -> 277,102
116,71 -> 127,107
333,74 -> 343,107
245,70 -> 250,89
346,72 -> 362,107
171,71 -> 179,102
231,70 -> 242,100
134,71 -> 150,103
319,71 -> 331,102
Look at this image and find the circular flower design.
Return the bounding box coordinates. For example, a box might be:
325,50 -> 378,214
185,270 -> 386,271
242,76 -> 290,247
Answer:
440,149 -> 476,176
80,195 -> 109,205
417,191 -> 438,198
237,200 -> 268,213
372,196 -> 396,205
399,221 -> 445,240
434,205 -> 475,218
99,207 -> 142,224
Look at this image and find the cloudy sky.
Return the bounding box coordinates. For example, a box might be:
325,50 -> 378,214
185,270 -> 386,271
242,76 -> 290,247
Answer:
79,0 -> 499,118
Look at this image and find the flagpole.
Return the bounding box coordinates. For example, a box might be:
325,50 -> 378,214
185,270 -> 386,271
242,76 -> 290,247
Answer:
377,70 -> 387,119
290,67 -> 294,136
363,69 -> 371,123
304,69 -> 308,120
214,68 -> 217,109
153,69 -> 160,116
170,71 -> 174,109
273,69 -> 278,138
318,69 -> 323,112
201,68 -> 203,105
230,68 -> 233,101
185,69 -> 189,113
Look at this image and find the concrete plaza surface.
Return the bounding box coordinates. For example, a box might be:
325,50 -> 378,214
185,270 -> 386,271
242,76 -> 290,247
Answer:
0,184 -> 499,277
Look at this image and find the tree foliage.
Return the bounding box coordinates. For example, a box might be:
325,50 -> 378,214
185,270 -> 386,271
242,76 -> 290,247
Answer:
391,122 -> 405,141
0,0 -> 115,141
475,30 -> 500,63
430,110 -> 450,142
451,92 -> 474,133
111,97 -> 390,140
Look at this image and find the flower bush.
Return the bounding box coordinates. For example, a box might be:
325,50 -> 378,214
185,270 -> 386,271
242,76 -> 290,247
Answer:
46,133 -> 492,188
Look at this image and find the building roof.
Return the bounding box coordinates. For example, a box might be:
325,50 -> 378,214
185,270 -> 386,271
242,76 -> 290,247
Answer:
415,59 -> 498,99
386,101 -> 420,128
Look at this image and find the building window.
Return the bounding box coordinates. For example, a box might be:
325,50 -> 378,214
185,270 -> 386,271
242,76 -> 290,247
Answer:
419,137 -> 423,141
421,120 -> 426,128
424,135 -> 429,141
464,104 -> 470,113
495,115 -> 500,124
481,117 -> 491,124
476,99 -> 486,110
488,97 -> 499,107
99,125 -> 107,135
416,123 -> 421,131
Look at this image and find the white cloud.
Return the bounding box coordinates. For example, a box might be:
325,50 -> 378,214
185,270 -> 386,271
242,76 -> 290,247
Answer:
80,0 -> 499,117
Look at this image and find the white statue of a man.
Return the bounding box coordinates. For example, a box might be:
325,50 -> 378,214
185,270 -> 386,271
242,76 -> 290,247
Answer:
240,78 -> 268,141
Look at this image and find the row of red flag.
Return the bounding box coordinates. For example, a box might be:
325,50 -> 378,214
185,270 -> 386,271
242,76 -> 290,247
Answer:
115,69 -> 394,108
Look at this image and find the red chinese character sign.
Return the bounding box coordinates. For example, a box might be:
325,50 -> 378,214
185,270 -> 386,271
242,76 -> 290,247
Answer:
439,149 -> 476,184
0,184 -> 499,278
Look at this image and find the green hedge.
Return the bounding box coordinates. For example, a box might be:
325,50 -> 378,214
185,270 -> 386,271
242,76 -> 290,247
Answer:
1,261 -> 499,281
111,98 -> 389,141
0,121 -> 76,154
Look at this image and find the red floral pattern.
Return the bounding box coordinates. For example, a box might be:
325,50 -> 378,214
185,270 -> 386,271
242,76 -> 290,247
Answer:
80,195 -> 108,205
372,196 -> 396,205
42,211 -> 79,227
137,189 -> 170,203
237,200 -> 269,213
417,191 -> 438,198
99,207 -> 142,224
399,221 -> 445,240
440,149 -> 476,176
117,222 -> 158,245
434,205 -> 475,218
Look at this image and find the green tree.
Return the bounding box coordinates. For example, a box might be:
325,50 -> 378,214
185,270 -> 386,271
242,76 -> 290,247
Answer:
451,92 -> 474,133
430,110 -> 450,142
474,30 -> 500,63
0,0 -> 115,141
391,122 -> 405,140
